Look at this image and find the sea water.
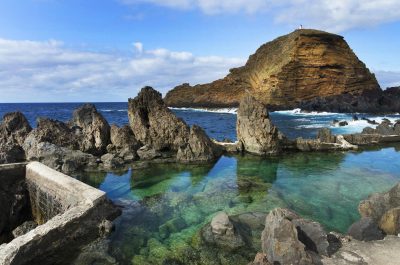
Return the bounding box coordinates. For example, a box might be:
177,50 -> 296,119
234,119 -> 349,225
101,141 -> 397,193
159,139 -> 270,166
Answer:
1,103 -> 400,264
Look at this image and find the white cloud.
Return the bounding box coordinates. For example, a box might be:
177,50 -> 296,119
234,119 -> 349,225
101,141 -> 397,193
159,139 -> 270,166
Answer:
0,38 -> 244,102
119,0 -> 400,32
375,70 -> 400,89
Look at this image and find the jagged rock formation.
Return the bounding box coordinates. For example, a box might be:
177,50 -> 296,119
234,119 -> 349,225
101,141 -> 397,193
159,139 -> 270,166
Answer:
106,125 -> 140,163
128,86 -> 221,163
70,104 -> 111,156
165,29 -> 399,113
0,112 -> 32,164
237,94 -> 281,155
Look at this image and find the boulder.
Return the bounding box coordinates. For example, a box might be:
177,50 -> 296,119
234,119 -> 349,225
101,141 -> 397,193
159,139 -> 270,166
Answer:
201,212 -> 246,250
378,207 -> 400,235
237,94 -> 281,155
100,153 -> 124,170
71,104 -> 110,155
107,125 -> 140,162
176,125 -> 221,163
347,217 -> 385,241
261,208 -> 313,265
136,145 -> 163,160
0,112 -> 32,163
292,218 -> 331,256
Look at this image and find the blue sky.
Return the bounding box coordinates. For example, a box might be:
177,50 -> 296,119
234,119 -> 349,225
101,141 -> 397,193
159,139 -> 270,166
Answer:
0,0 -> 399,102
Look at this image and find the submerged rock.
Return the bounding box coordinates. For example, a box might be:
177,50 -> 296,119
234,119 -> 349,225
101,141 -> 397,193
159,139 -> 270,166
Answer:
201,212 -> 246,250
237,94 -> 281,155
0,112 -> 32,163
71,103 -> 111,156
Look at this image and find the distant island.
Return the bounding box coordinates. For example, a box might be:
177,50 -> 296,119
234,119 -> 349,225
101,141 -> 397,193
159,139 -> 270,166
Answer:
165,29 -> 400,113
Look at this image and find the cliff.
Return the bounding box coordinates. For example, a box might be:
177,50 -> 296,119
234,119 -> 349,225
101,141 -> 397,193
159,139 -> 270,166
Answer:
165,29 -> 398,113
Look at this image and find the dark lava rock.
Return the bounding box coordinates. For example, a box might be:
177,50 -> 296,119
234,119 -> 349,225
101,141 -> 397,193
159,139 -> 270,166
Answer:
12,221 -> 37,238
347,217 -> 385,241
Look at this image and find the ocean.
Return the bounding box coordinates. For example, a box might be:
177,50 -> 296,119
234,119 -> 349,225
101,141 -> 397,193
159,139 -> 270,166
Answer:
1,102 -> 399,140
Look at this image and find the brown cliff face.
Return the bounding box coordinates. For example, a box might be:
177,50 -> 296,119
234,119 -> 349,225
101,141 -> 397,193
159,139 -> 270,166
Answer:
164,29 -> 384,112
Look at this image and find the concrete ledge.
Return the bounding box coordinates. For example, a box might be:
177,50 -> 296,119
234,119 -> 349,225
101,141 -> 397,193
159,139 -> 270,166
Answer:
0,162 -> 119,265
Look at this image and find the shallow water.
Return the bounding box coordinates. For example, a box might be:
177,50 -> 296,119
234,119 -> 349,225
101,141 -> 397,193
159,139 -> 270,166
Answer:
76,145 -> 400,265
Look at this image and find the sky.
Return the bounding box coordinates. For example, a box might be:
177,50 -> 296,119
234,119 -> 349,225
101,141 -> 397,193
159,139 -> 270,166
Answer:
0,0 -> 399,102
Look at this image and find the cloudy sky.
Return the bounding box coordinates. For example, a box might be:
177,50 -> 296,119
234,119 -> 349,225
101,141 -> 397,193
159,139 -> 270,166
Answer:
0,0 -> 399,102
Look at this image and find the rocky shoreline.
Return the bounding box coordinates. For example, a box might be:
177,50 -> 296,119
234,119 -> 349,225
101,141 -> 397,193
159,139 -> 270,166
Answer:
2,86 -> 400,264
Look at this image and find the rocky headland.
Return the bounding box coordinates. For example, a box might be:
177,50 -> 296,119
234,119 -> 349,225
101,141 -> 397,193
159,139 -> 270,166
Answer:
165,29 -> 400,113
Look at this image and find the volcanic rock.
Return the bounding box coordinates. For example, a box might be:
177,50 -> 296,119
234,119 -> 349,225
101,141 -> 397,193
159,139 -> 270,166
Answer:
165,29 -> 392,113
0,112 -> 32,163
70,104 -> 111,156
128,86 -> 221,163
176,125 -> 221,163
261,208 -> 313,264
237,94 -> 281,155
107,125 -> 140,162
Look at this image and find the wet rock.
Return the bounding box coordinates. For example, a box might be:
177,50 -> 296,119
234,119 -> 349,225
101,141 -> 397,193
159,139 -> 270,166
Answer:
177,125 -> 221,163
261,208 -> 313,265
0,112 -> 32,163
343,133 -> 382,145
12,221 -> 37,238
201,212 -> 246,250
71,103 -> 111,155
347,217 -> 384,241
72,239 -> 118,265
137,145 -> 163,160
237,94 -> 281,155
378,207 -> 400,235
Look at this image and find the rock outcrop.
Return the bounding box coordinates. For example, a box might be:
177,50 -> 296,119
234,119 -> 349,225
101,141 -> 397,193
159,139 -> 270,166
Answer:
357,182 -> 400,235
347,217 -> 385,241
106,125 -> 140,162
70,104 -> 111,156
237,94 -> 281,155
128,86 -> 221,163
165,29 -> 398,113
0,112 -> 32,163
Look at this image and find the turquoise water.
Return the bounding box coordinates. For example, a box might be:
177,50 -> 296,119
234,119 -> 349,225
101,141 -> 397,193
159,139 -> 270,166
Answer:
76,145 -> 400,265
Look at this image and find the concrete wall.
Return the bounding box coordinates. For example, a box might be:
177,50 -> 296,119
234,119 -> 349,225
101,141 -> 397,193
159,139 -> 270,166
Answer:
0,162 -> 119,265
